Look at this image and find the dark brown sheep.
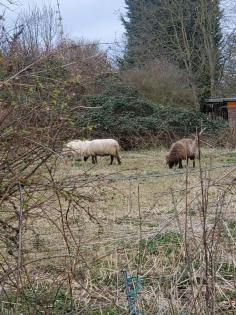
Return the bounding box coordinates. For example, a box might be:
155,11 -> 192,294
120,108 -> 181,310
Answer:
166,129 -> 205,169
166,138 -> 195,169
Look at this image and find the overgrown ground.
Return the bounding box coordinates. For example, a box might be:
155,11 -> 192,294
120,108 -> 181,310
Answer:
1,148 -> 236,314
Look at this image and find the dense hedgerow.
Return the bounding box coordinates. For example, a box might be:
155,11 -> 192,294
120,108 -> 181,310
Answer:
77,82 -> 228,149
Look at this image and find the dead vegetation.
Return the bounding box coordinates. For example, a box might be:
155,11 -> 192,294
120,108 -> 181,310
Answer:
121,59 -> 196,108
0,148 -> 236,314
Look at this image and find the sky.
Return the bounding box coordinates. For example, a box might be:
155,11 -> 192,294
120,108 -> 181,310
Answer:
5,0 -> 236,43
221,0 -> 236,33
60,0 -> 126,43
7,0 -> 127,43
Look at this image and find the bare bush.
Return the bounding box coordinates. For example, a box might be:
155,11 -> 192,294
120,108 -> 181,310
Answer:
57,39 -> 112,94
121,59 -> 196,108
16,4 -> 60,56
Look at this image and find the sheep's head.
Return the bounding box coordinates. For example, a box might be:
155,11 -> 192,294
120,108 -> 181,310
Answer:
62,147 -> 74,160
166,155 -> 175,168
62,146 -> 83,161
166,155 -> 178,169
168,161 -> 175,169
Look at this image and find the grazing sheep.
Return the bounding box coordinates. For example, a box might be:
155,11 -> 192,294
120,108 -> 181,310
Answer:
83,139 -> 121,165
166,138 -> 196,169
166,129 -> 205,169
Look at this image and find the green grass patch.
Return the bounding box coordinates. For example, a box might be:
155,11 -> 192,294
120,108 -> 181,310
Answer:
0,284 -> 78,315
221,219 -> 236,240
139,231 -> 182,255
219,262 -> 236,280
225,158 -> 236,164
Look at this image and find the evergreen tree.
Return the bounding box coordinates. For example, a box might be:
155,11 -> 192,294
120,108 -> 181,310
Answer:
122,0 -> 163,65
122,0 -> 222,99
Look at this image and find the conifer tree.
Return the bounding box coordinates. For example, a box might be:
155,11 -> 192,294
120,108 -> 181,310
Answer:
122,0 -> 222,98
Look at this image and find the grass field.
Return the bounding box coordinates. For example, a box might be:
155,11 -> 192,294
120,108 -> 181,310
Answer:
1,147 -> 236,314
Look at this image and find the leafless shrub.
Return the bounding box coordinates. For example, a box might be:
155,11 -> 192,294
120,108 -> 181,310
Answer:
213,127 -> 236,148
56,39 -> 112,94
121,59 -> 196,108
16,4 -> 60,56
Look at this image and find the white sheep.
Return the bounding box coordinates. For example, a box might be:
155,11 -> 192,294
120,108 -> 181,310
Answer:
83,139 -> 121,165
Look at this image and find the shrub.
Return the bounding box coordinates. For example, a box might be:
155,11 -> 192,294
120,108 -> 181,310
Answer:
0,285 -> 78,315
77,81 -> 228,149
121,59 -> 197,108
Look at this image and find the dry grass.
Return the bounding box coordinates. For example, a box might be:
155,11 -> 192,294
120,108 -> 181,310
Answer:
1,147 -> 236,314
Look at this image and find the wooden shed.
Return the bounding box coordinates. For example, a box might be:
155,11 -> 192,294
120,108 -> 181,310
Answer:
201,97 -> 236,128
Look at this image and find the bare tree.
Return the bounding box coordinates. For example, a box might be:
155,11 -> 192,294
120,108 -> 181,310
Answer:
121,58 -> 196,108
220,32 -> 236,95
123,0 -> 222,106
197,0 -> 222,97
16,4 -> 60,56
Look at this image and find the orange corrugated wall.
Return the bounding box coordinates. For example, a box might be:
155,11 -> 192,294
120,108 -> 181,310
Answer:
227,101 -> 236,128
227,101 -> 236,112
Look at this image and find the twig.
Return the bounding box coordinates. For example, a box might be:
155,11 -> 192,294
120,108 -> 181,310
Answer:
16,183 -> 23,299
70,106 -> 103,110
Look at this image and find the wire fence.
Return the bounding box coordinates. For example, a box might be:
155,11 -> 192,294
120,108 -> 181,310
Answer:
0,160 -> 236,252
67,162 -> 236,183
0,156 -> 236,313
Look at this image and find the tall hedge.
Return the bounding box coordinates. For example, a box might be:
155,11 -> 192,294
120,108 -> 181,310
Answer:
76,83 -> 227,149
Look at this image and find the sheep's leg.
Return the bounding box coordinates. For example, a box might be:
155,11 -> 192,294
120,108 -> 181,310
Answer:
178,160 -> 183,168
193,159 -> 195,168
92,156 -> 96,164
187,158 -> 189,166
116,155 -> 121,165
95,155 -> 98,163
110,155 -> 114,165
